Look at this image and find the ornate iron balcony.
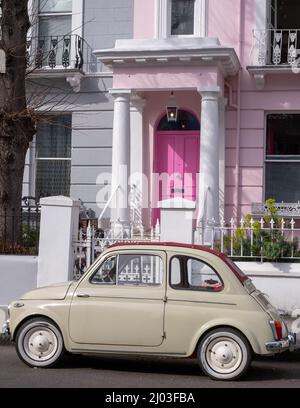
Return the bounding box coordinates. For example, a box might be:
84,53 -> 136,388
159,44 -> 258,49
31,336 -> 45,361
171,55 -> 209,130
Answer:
252,29 -> 300,67
26,35 -> 98,73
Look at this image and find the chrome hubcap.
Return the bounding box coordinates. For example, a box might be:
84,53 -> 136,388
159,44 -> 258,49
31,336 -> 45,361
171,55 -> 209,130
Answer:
24,327 -> 58,362
206,337 -> 242,374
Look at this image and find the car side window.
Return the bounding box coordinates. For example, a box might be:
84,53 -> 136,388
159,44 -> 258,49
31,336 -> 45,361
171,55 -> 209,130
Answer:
170,256 -> 223,292
90,256 -> 117,285
187,258 -> 223,291
118,254 -> 163,286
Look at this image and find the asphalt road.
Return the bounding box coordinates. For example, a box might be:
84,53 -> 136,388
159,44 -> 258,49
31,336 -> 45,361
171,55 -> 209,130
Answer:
0,345 -> 300,388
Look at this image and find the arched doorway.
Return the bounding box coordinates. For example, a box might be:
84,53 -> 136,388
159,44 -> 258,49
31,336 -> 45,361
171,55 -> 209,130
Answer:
153,110 -> 200,225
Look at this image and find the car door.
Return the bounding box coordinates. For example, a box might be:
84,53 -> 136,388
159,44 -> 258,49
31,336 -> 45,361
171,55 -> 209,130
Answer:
164,251 -> 234,353
69,250 -> 166,347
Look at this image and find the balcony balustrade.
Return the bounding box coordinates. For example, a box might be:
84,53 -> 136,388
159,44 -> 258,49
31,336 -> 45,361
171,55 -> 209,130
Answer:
26,34 -> 98,75
252,29 -> 300,67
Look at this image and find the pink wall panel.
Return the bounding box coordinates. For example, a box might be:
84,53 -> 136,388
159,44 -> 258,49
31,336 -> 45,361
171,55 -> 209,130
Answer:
226,168 -> 263,188
240,148 -> 263,167
225,205 -> 237,220
225,187 -> 237,206
241,110 -> 264,129
225,148 -> 237,167
225,168 -> 235,187
225,111 -> 237,130
240,129 -> 264,148
113,66 -> 221,91
240,187 -> 263,205
225,205 -> 253,220
240,168 -> 263,187
133,0 -> 156,39
241,91 -> 300,110
226,130 -> 237,148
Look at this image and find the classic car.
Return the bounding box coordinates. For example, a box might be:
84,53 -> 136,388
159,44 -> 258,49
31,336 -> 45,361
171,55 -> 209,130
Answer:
3,242 -> 295,381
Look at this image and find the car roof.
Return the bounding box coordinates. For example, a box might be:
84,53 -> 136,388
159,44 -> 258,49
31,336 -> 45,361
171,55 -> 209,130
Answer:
108,241 -> 223,257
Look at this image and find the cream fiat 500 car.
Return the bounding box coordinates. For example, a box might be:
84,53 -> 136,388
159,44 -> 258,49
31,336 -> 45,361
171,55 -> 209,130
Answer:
4,243 -> 295,381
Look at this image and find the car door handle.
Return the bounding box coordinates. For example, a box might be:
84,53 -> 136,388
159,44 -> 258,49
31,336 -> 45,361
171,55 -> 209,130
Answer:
77,294 -> 90,298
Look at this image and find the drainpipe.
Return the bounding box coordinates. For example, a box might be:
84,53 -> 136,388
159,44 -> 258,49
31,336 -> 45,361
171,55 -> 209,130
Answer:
235,0 -> 243,221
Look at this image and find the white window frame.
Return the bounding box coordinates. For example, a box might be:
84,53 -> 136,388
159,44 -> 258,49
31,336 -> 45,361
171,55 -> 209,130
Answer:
156,0 -> 207,39
32,114 -> 72,199
27,1 -> 83,69
264,112 -> 300,203
28,1 -> 83,42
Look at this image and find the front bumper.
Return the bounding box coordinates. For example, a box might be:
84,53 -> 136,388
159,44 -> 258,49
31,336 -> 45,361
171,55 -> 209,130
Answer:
1,320 -> 10,337
266,334 -> 296,352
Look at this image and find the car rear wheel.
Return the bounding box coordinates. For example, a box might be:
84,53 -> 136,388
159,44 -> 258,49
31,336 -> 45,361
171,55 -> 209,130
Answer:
198,328 -> 252,381
16,317 -> 65,368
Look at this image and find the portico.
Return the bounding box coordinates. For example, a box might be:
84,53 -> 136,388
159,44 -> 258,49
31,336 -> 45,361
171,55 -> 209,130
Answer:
94,37 -> 240,237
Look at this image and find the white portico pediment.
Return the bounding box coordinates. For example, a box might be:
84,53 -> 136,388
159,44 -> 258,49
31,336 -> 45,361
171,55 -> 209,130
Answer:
94,37 -> 240,77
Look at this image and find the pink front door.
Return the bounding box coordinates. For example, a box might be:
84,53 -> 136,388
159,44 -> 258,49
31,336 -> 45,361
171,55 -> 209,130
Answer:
153,130 -> 200,224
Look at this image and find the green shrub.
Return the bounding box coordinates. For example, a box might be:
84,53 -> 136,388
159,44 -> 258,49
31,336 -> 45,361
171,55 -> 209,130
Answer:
223,199 -> 300,262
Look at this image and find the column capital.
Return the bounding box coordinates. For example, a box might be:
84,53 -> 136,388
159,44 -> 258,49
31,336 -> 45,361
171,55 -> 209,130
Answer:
130,93 -> 146,112
109,89 -> 132,100
197,86 -> 221,100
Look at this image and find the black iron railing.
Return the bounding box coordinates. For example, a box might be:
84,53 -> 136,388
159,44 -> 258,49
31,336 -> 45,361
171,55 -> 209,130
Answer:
26,35 -> 98,73
0,197 -> 41,255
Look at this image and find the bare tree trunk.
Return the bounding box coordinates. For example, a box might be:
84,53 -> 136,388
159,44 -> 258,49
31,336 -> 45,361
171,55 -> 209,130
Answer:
0,0 -> 36,244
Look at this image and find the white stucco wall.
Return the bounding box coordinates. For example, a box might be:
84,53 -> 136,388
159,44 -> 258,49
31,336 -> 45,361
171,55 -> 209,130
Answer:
0,256 -> 38,328
236,262 -> 300,315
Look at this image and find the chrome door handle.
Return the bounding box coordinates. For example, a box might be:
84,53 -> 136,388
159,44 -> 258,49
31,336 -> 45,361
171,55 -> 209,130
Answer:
77,294 -> 90,298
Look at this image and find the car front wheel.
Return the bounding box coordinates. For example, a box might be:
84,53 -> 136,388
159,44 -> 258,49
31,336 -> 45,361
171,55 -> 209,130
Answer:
198,328 -> 252,381
16,317 -> 65,368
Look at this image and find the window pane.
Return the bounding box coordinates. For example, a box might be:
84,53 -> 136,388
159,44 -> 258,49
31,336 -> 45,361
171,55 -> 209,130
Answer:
39,0 -> 72,13
38,16 -> 72,66
267,114 -> 300,156
170,257 -> 181,285
266,162 -> 300,202
39,16 -> 72,37
91,256 -> 117,285
36,116 -> 72,158
35,159 -> 71,199
118,254 -> 163,286
187,258 -> 223,291
171,0 -> 195,35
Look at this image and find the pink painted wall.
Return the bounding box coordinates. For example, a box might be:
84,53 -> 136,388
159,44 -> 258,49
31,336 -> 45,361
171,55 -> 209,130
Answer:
131,0 -> 300,219
134,0 -> 156,39
113,65 -> 223,91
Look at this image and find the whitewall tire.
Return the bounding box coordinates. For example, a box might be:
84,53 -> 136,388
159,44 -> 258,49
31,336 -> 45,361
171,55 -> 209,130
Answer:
198,328 -> 252,381
16,318 -> 65,368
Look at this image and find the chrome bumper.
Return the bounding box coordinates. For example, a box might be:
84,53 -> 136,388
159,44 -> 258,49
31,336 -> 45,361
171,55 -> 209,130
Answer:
1,320 -> 10,337
266,334 -> 296,352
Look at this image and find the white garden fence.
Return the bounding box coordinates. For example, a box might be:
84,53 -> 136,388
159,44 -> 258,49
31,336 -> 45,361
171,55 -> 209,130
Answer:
73,216 -> 300,280
73,222 -> 160,279
195,217 -> 300,262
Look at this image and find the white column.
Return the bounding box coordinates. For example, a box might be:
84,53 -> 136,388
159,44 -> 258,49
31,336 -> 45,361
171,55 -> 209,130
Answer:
130,95 -> 146,229
198,87 -> 221,226
110,89 -> 131,234
219,97 -> 227,220
37,196 -> 80,287
130,94 -> 145,180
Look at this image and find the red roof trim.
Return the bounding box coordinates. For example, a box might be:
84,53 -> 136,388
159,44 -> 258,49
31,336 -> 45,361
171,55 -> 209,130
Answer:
108,241 -> 222,257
